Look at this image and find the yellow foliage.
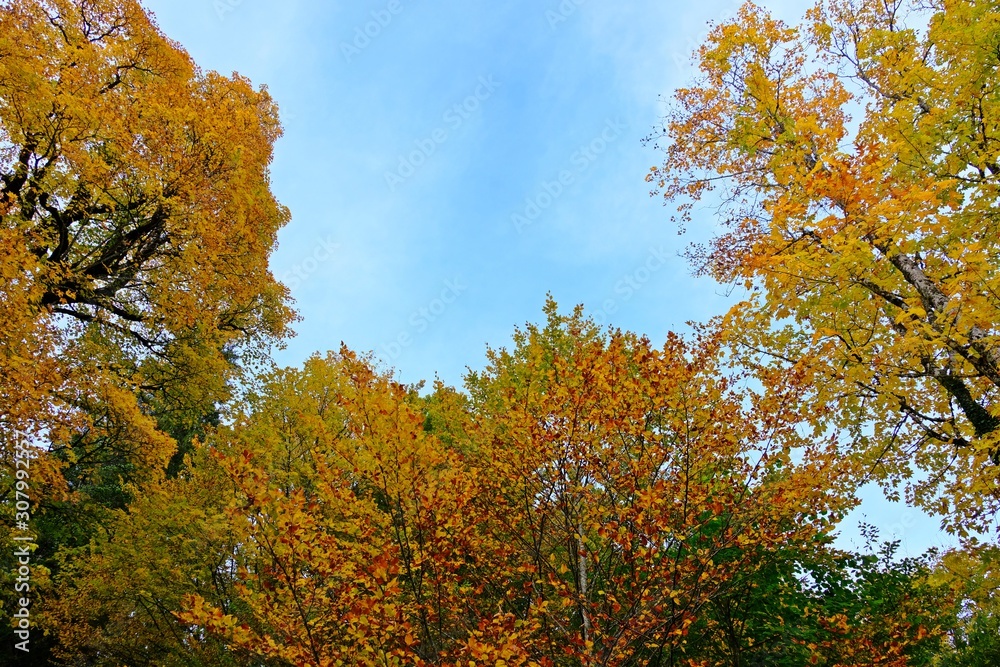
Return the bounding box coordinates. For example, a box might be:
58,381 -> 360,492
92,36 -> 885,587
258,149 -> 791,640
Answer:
650,0 -> 1000,534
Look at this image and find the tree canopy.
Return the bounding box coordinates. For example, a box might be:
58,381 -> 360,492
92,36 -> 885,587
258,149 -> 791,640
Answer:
2,0 -> 999,665
0,0 -> 293,450
647,0 -> 1000,535
0,0 -> 293,661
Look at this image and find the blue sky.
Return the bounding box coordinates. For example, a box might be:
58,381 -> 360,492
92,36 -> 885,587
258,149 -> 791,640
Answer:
141,0 -> 957,556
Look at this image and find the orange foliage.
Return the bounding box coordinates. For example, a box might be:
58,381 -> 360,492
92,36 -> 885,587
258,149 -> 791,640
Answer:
178,306 -> 856,665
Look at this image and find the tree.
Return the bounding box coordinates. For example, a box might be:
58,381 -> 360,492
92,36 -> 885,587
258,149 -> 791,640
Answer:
52,304 -> 948,665
648,0 -> 1000,534
0,0 -> 293,660
177,303 -> 874,666
928,543 -> 1000,667
462,300 -> 852,665
681,531 -> 953,667
177,349 -> 527,666
43,448 -> 243,666
0,0 -> 293,449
